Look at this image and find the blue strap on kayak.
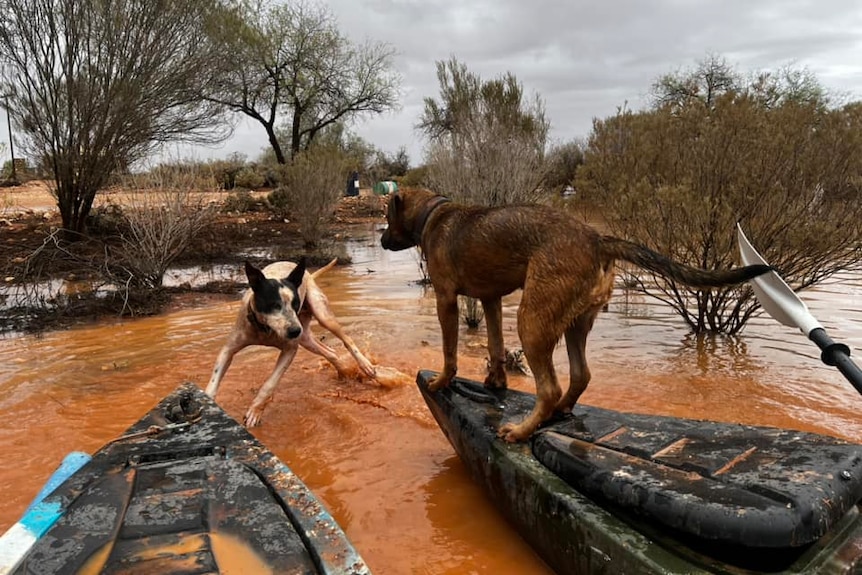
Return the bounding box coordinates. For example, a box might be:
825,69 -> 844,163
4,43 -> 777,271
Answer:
24,451 -> 91,517
0,451 -> 91,574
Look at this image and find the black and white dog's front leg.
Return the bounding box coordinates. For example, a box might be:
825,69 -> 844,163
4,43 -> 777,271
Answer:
206,338 -> 247,399
244,344 -> 298,427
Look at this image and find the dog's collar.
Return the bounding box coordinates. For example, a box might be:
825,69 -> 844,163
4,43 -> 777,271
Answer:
247,310 -> 272,335
413,195 -> 450,245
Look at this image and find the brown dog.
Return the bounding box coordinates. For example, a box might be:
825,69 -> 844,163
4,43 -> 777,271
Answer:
381,189 -> 770,442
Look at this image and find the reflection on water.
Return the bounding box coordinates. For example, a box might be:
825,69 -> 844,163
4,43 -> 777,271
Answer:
0,263 -> 244,316
1,222 -> 861,574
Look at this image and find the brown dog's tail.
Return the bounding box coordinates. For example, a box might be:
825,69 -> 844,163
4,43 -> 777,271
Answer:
599,236 -> 772,287
311,258 -> 339,280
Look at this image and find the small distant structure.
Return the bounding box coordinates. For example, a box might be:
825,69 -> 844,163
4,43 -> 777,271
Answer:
1,158 -> 28,186
345,171 -> 360,196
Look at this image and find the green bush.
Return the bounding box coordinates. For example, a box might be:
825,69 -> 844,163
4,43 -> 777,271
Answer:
271,145 -> 348,248
399,165 -> 429,188
266,185 -> 290,215
222,189 -> 258,213
577,58 -> 862,334
210,153 -> 247,190
235,165 -> 267,190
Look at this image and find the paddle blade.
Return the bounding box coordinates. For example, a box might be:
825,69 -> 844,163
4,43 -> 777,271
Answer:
736,224 -> 822,336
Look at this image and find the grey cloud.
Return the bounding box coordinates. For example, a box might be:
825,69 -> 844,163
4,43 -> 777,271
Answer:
193,0 -> 862,163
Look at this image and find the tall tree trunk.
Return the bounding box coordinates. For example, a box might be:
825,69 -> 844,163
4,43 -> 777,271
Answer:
266,124 -> 286,165
290,103 -> 304,161
55,179 -> 97,240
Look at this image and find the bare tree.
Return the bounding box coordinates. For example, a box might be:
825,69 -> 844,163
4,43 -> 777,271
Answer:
367,146 -> 410,184
652,54 -> 829,114
419,58 -> 549,206
0,0 -> 230,238
210,0 -> 400,164
115,165 -> 219,289
651,54 -> 741,109
578,60 -> 862,334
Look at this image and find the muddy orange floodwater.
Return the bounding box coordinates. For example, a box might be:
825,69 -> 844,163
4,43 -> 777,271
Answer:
1,223 -> 862,574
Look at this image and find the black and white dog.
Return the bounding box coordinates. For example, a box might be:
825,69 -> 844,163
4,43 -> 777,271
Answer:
206,258 -> 376,426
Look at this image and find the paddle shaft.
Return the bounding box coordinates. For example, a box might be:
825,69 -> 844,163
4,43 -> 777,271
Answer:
809,328 -> 862,395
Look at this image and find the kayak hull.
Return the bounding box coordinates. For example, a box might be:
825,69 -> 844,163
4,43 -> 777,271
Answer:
416,370 -> 862,574
2,382 -> 370,575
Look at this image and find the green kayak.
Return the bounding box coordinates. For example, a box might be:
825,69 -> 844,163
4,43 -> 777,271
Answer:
417,370 -> 862,574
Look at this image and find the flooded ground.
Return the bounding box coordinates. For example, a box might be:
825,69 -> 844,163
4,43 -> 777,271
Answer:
1,222 -> 861,574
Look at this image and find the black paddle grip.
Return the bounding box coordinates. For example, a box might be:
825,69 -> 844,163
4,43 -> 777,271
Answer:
809,328 -> 862,396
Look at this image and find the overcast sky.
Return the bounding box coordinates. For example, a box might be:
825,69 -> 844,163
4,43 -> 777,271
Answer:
166,1 -> 862,165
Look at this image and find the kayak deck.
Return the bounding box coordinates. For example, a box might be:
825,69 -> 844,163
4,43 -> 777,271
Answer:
417,370 -> 862,574
533,399 -> 862,548
9,382 -> 369,575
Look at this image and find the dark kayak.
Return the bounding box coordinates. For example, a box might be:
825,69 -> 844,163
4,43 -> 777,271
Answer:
416,370 -> 862,574
0,382 -> 370,575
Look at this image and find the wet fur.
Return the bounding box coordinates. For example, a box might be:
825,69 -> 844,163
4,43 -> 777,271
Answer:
381,189 -> 771,442
206,258 -> 376,426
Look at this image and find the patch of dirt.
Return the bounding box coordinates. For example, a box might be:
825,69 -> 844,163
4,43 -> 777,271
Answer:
0,179 -> 57,212
0,182 -> 390,333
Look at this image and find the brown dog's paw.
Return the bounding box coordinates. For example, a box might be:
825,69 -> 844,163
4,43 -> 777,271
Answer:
554,398 -> 576,414
497,421 -> 534,443
427,372 -> 454,392
483,371 -> 508,389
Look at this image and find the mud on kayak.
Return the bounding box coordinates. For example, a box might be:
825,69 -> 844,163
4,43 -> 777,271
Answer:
416,370 -> 862,574
0,382 -> 370,575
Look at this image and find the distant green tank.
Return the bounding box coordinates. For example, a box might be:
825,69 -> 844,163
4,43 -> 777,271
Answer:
373,181 -> 398,195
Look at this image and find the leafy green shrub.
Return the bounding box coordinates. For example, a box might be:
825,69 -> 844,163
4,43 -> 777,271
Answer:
266,186 -> 290,215
577,58 -> 862,333
211,153 -> 247,190
234,165 -> 267,190
221,189 -> 258,213
399,165 -> 428,188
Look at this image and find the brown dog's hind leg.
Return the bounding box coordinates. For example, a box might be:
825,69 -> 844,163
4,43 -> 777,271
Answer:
557,267 -> 614,412
498,357 -> 561,442
482,297 -> 507,389
498,294 -> 563,442
556,309 -> 599,413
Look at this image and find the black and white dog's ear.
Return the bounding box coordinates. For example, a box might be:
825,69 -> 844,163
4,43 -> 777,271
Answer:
245,261 -> 267,291
285,257 -> 307,287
